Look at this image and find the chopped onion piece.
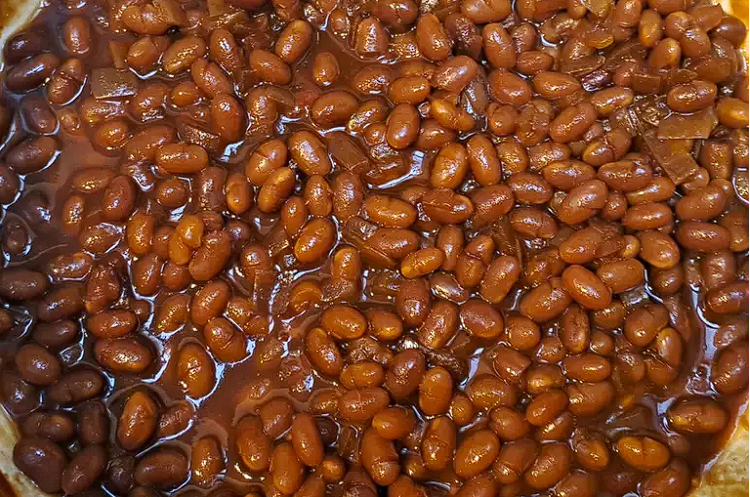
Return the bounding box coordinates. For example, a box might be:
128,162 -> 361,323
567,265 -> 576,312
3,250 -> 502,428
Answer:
560,55 -> 605,77
91,68 -> 138,99
108,41 -> 129,70
632,71 -> 662,95
602,40 -> 648,71
208,0 -> 230,16
657,108 -> 718,140
733,168 -> 748,203
535,0 -> 567,18
177,119 -> 221,153
326,131 -> 370,174
581,0 -> 613,17
154,0 -> 187,26
643,130 -> 700,185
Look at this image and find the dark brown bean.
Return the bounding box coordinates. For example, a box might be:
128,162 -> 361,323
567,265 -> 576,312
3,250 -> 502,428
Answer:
13,436 -> 66,493
61,444 -> 107,495
134,449 -> 189,489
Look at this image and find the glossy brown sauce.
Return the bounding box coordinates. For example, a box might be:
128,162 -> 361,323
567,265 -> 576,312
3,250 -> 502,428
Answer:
0,0 -> 748,495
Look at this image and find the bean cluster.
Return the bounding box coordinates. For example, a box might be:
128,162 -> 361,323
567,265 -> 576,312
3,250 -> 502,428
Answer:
0,0 -> 747,494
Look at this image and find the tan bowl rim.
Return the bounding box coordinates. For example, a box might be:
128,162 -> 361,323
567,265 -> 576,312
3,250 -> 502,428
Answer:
0,0 -> 747,495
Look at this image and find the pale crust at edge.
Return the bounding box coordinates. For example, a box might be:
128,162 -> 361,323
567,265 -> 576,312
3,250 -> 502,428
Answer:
0,0 -> 748,494
0,404 -> 54,496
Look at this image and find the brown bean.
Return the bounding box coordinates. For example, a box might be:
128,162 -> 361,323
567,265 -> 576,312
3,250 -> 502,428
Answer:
162,36 -> 206,74
294,218 -> 336,263
134,449 -> 189,489
460,299 -> 503,338
562,265 -> 612,310
489,70 -> 532,107
363,194 -> 417,228
210,94 -> 246,143
189,230 -> 231,281
525,389 -> 568,427
493,438 -> 537,485
354,17 -> 389,57
117,390 -> 158,451
13,436 -> 66,493
61,444 -> 107,495
479,255 -> 520,303
312,52 -> 340,87
520,277 -> 572,323
321,304 -> 367,340
622,202 -> 674,230
675,221 -> 731,252
270,442 -> 305,494
258,398 -> 294,439
597,259 -> 646,293
47,368 -> 104,405
339,387 -> 390,422
418,300 -> 459,349
667,80 -> 717,112
712,342 -> 749,394
373,406 -> 416,440
462,0 -> 511,23
16,344 -> 61,386
415,14 -> 452,61
361,428 -> 400,485
387,103 -> 420,149
524,443 -> 571,490
675,183 -> 728,221
291,413 -> 324,466
191,437 -> 223,487
401,248 -> 445,278
454,429 -> 500,478
563,353 -> 612,382
6,136 -> 58,174
94,337 -> 153,373
249,49 -> 291,85
419,366 -> 453,416
556,180 -> 608,225
641,460 -> 691,497
6,53 -> 60,93
467,374 -> 517,410
1,372 -> 39,415
156,142 -> 208,174
396,277 -> 430,327
667,399 -> 728,434
422,188 -> 474,224
288,131 -> 332,176
237,415 -> 272,472
204,317 -> 247,362
312,91 -> 359,126
275,20 -> 313,63
433,56 -> 478,93
471,184 -> 514,227
21,411 -> 75,443
177,343 -> 215,398
616,436 -> 671,472
304,327 -> 343,375
385,349 -> 426,401
421,417 -> 456,470
86,310 -> 137,339
533,71 -> 581,100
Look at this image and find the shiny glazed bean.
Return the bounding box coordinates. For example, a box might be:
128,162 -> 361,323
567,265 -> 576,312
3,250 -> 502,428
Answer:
454,429 -> 500,478
616,436 -> 671,472
134,449 -> 189,490
562,265 -> 612,310
0,0 -> 745,493
177,343 -> 215,398
117,390 -> 158,451
13,436 -> 66,493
